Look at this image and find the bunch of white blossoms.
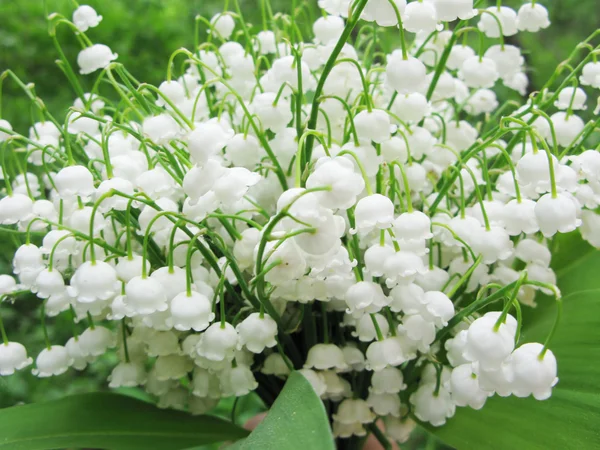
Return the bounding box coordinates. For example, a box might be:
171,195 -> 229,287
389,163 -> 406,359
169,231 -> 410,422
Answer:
0,0 -> 598,444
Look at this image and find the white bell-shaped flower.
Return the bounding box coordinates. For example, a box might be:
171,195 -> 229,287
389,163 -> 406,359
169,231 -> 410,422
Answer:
212,167 -> 261,205
464,313 -> 516,369
366,391 -> 401,417
515,238 -> 551,267
95,177 -> 135,212
551,111 -> 585,147
154,354 -> 194,381
391,94 -> 431,123
433,0 -> 475,21
0,341 -> 33,375
364,244 -> 395,277
580,62 -> 600,89
65,337 -> 92,370
386,54 -> 427,94
220,364 -> 259,397
318,0 -> 352,17
393,211 -> 433,242
581,210 -> 600,248
388,283 -> 427,314
262,353 -> 291,377
341,345 -> 366,372
187,122 -> 233,164
224,134 -> 262,169
345,281 -> 389,317
509,342 -> 558,400
503,199 -> 539,235
465,89 -> 499,115
0,194 -> 33,225
354,313 -> 389,342
115,255 -> 147,283
352,194 -> 394,234
33,269 -> 65,299
305,343 -> 348,371
108,362 -> 147,388
68,261 -> 119,304
450,363 -> 492,409
384,417 -> 416,444
168,290 -> 214,332
32,345 -> 73,377
307,156 -> 365,210
403,1 -> 437,33
77,44 -> 117,74
157,387 -> 188,410
322,370 -> 352,401
354,109 -> 391,144
250,92 -> 293,133
370,367 -> 406,394
333,421 -> 367,439
397,314 -> 436,352
256,30 -> 277,54
142,114 -> 181,144
517,3 -> 550,32
55,165 -> 95,199
410,382 -> 455,426
362,0 -> 406,27
236,312 -> 278,353
191,367 -> 221,398
333,398 -> 376,425
262,240 -> 307,286
555,87 -> 587,110
73,5 -> 103,32
422,291 -> 454,328
470,226 -> 514,264
447,44 -> 476,71
444,330 -> 470,367
478,6 -> 518,37
196,322 -> 238,361
313,15 -> 345,44
210,13 -> 235,39
415,266 -> 450,293
534,193 -> 581,237
124,275 -> 168,316
383,250 -> 428,287
78,326 -> 115,357
0,275 -> 17,296
459,56 -> 499,88
366,336 -> 412,371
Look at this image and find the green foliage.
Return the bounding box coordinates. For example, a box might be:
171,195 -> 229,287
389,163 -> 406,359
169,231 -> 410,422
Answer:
429,233 -> 600,449
238,371 -> 336,450
0,392 -> 248,450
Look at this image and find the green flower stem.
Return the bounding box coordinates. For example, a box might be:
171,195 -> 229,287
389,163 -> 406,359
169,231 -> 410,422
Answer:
0,303 -> 9,345
303,0 -> 371,163
121,319 -> 130,363
40,300 -> 51,351
446,255 -> 483,299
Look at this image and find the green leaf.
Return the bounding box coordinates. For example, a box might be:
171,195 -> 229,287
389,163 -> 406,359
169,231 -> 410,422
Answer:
431,236 -> 600,450
0,392 -> 248,450
239,371 -> 335,450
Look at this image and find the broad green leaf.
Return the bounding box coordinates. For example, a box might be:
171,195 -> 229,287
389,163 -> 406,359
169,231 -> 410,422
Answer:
0,392 -> 248,450
431,236 -> 600,449
239,371 -> 335,450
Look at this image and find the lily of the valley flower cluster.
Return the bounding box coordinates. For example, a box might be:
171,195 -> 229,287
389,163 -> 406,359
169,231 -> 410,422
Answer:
0,0 -> 598,444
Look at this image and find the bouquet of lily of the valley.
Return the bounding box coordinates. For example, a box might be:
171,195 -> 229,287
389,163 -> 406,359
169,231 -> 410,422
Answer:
1,0 -> 600,448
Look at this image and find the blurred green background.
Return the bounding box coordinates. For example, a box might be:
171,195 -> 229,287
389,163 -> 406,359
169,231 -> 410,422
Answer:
0,0 -> 597,444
